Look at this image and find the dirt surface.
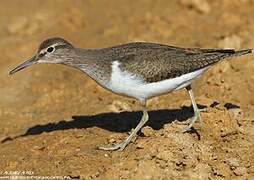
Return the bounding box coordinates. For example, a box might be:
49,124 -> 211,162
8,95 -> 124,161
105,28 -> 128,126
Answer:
1,0 -> 254,179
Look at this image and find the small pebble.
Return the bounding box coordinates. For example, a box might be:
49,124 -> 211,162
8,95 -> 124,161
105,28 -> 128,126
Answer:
180,0 -> 211,14
108,100 -> 132,112
218,35 -> 242,49
141,126 -> 155,137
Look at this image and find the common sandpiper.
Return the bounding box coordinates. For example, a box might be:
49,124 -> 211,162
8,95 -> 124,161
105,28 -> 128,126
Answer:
9,37 -> 253,151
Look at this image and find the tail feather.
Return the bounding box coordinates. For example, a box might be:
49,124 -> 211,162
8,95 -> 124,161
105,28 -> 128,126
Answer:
201,48 -> 253,64
190,48 -> 253,70
231,49 -> 253,57
200,48 -> 253,57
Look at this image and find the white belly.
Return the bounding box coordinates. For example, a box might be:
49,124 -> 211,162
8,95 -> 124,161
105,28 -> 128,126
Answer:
109,61 -> 209,102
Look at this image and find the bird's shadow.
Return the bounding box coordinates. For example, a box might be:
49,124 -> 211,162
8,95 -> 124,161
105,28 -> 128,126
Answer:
1,105 -> 206,143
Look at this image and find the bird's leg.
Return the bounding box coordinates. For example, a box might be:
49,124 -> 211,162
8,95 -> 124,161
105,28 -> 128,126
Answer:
99,101 -> 149,151
180,85 -> 203,132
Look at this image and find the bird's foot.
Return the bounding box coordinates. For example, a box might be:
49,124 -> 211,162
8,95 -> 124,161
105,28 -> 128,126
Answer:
174,119 -> 191,125
99,105 -> 148,151
179,116 -> 198,132
175,108 -> 206,125
179,112 -> 203,133
98,140 -> 128,151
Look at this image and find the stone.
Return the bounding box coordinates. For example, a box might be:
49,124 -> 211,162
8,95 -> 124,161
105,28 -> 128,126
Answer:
108,100 -> 132,112
228,108 -> 243,121
226,158 -> 240,169
218,35 -> 242,49
141,126 -> 155,137
180,0 -> 211,14
233,167 -> 247,176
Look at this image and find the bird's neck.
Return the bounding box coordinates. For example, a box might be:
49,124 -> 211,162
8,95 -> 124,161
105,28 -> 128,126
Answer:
63,48 -> 112,87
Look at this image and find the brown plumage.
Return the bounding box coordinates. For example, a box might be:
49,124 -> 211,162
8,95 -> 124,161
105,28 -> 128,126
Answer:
95,42 -> 252,83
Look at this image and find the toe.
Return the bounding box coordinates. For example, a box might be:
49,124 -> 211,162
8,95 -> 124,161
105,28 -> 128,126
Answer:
98,144 -> 121,151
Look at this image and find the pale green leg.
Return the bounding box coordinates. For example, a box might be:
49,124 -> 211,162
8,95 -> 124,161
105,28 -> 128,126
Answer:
99,101 -> 149,151
181,85 -> 203,132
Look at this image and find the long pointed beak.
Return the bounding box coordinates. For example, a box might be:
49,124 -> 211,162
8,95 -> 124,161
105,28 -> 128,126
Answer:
9,56 -> 37,75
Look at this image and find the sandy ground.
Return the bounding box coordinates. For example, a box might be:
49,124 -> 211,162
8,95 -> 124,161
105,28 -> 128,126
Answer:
0,0 -> 254,179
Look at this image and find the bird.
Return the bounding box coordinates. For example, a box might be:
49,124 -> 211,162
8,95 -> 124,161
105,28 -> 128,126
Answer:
9,37 -> 253,151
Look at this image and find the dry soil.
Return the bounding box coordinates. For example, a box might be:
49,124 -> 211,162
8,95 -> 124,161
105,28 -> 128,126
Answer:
0,0 -> 254,179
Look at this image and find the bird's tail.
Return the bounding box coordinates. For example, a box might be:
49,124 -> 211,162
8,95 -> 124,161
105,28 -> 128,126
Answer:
200,48 -> 253,63
231,49 -> 253,58
193,48 -> 253,69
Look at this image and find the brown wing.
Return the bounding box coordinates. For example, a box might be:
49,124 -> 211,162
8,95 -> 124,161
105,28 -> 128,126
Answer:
118,44 -> 252,83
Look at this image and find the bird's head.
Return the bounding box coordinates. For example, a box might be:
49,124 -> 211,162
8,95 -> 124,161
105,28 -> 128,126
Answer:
9,37 -> 74,75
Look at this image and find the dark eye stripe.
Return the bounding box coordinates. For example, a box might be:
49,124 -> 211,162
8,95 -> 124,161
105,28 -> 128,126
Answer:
38,52 -> 46,58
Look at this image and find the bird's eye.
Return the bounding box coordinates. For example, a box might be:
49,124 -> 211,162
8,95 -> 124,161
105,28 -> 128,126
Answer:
47,47 -> 55,53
